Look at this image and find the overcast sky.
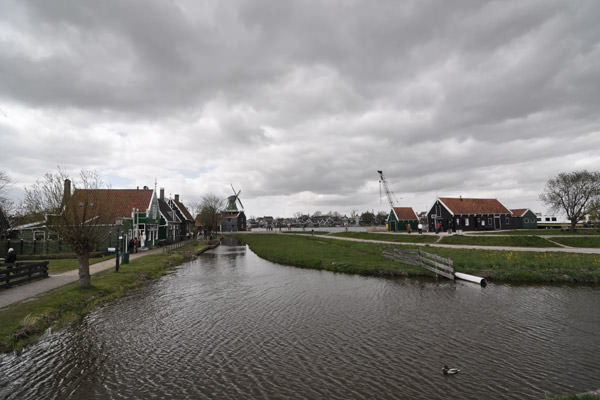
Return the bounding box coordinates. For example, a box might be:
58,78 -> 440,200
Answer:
1,0 -> 599,218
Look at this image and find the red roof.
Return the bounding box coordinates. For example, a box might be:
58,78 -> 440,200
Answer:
70,189 -> 154,221
510,208 -> 528,217
439,197 -> 511,215
392,207 -> 418,220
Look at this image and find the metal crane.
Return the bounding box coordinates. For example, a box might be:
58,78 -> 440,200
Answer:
377,170 -> 399,209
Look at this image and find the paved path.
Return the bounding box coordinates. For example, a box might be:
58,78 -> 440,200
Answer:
0,248 -> 163,310
320,234 -> 600,254
234,231 -> 600,254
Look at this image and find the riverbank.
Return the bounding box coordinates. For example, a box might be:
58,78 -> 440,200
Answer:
0,240 -> 218,353
231,234 -> 600,284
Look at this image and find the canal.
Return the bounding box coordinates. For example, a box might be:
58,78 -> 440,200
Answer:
1,238 -> 599,399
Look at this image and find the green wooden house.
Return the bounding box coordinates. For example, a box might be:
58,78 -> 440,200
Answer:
510,209 -> 538,229
387,207 -> 419,231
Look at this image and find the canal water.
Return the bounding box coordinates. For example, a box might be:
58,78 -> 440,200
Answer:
1,238 -> 599,399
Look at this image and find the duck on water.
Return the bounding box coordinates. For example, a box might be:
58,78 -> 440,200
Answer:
443,365 -> 460,375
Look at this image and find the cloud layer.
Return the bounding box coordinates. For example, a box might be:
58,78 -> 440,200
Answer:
1,0 -> 599,217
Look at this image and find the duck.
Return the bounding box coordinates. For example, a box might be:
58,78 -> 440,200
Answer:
442,365 -> 460,375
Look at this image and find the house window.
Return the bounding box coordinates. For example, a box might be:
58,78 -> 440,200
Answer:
552,217 -> 557,221
481,219 -> 485,226
505,216 -> 510,224
488,217 -> 492,226
464,218 -> 469,227
545,217 -> 550,221
537,218 -> 541,221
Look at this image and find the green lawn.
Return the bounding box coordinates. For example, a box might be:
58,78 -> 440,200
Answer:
330,231 -> 440,243
439,235 -> 558,247
477,229 -> 600,236
550,237 -> 600,248
231,234 -> 600,284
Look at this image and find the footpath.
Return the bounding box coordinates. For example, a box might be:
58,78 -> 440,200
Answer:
0,248 -> 163,310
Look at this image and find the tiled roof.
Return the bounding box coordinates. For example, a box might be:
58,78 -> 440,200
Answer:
510,209 -> 528,217
439,197 -> 511,215
174,199 -> 193,221
392,207 -> 418,220
70,189 -> 153,221
158,198 -> 180,222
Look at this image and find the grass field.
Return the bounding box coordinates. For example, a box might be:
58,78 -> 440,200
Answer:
476,229 -> 600,236
438,234 -> 558,247
330,231 -> 440,243
0,241 -> 211,352
550,237 -> 600,248
232,234 -> 600,285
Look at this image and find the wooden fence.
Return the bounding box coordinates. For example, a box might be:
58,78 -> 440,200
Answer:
162,239 -> 191,253
1,261 -> 49,289
382,246 -> 455,280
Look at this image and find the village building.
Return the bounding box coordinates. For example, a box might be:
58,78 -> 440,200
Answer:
168,194 -> 195,237
510,209 -> 538,229
387,207 -> 419,231
427,197 -> 513,232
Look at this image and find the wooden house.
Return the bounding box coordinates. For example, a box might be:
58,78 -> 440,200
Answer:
427,197 -> 512,232
168,194 -> 195,237
387,207 -> 419,231
510,209 -> 538,229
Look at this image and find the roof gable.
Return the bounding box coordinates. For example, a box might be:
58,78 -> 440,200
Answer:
173,199 -> 193,221
439,197 -> 511,215
392,207 -> 418,221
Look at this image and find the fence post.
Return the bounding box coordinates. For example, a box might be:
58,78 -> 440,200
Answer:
20,239 -> 24,254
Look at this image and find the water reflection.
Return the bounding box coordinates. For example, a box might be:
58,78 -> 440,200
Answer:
1,240 -> 599,399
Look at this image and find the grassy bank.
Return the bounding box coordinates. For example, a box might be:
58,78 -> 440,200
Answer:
330,231 -> 439,243
231,234 -> 427,277
232,234 -> 600,284
438,234 -> 558,247
0,241 -> 212,353
478,229 -> 600,236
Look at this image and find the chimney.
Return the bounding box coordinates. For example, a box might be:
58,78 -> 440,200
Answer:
160,188 -> 165,200
175,194 -> 180,202
460,195 -> 463,201
62,179 -> 71,208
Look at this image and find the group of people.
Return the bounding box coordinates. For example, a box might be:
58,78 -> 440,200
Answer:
127,237 -> 141,253
405,223 -> 424,234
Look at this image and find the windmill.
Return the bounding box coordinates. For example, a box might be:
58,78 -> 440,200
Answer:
225,184 -> 244,211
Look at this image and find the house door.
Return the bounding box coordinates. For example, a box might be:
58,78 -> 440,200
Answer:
494,216 -> 500,229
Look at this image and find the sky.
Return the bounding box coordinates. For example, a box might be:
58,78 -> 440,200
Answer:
1,0 -> 599,219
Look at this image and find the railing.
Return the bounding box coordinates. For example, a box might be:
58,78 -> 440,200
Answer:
382,246 -> 455,280
1,261 -> 49,289
162,240 -> 190,253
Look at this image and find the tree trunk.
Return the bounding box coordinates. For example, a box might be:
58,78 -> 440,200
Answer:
570,219 -> 578,232
78,252 -> 91,287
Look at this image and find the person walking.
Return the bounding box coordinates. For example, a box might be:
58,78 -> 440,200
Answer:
5,248 -> 16,264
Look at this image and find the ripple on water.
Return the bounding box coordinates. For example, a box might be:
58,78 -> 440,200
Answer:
1,243 -> 599,399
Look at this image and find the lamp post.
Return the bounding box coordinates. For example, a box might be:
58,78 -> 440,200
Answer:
116,235 -> 122,272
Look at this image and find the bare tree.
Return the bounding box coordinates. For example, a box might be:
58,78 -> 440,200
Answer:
23,169 -> 113,287
197,193 -> 224,232
540,170 -> 600,231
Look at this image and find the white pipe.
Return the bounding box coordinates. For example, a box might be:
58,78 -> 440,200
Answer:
454,272 -> 487,286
